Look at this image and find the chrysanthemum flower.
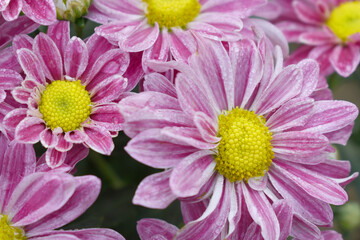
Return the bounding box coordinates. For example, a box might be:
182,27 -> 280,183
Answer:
0,134 -> 125,240
120,38 -> 358,239
0,0 -> 57,25
273,0 -> 360,77
2,21 -> 138,168
87,0 -> 266,69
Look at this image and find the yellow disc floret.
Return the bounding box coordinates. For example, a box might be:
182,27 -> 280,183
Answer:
0,215 -> 26,240
215,108 -> 274,182
143,0 -> 201,29
326,1 -> 360,42
39,80 -> 91,132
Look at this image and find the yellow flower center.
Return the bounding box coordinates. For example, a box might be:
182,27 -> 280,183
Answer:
0,215 -> 26,240
143,0 -> 201,29
326,1 -> 360,42
39,80 -> 91,132
215,108 -> 274,182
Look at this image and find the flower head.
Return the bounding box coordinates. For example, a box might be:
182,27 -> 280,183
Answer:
120,38 -> 358,239
274,0 -> 360,77
3,21 -> 138,168
87,0 -> 266,71
0,134 -> 124,240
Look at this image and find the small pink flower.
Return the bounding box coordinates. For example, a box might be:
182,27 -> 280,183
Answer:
3,21 -> 139,168
0,134 -> 124,240
0,0 -> 57,25
120,38 -> 358,239
273,0 -> 360,77
87,0 -> 266,70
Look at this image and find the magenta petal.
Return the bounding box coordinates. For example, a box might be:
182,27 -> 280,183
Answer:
143,29 -> 170,72
17,48 -> 46,85
189,22 -> 225,41
321,230 -> 342,240
64,37 -> 89,79
26,175 -> 101,234
32,228 -> 125,240
242,183 -> 280,240
325,122 -> 354,145
90,75 -> 127,104
293,0 -> 323,24
3,108 -> 27,130
329,44 -> 360,77
40,128 -> 59,148
47,21 -> 70,58
21,0 -> 56,25
299,31 -> 337,46
305,159 -> 351,179
194,111 -> 220,143
64,130 -> 88,144
83,125 -> 114,155
0,141 -> 36,212
55,134 -> 73,152
169,27 -> 197,62
62,144 -> 89,169
143,72 -> 177,97
120,21 -> 159,52
33,32 -> 63,80
125,129 -> 196,168
12,33 -> 34,51
122,52 -> 144,92
296,59 -> 319,97
133,170 -> 176,209
0,0 -> 10,11
0,69 -> 22,90
273,200 -> 292,240
29,234 -> 79,240
6,172 -> 76,226
170,151 -> 215,197
291,213 -> 321,240
90,104 -> 124,131
2,0 -> 22,21
46,148 -> 67,168
181,200 -> 209,224
11,87 -> 31,104
137,218 -> 178,240
15,117 -> 45,144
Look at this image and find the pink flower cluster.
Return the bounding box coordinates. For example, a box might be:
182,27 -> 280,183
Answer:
0,0 -> 359,239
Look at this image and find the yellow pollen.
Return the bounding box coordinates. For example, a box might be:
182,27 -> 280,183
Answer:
326,1 -> 360,42
143,0 -> 201,29
215,108 -> 274,182
0,215 -> 26,240
39,80 -> 91,132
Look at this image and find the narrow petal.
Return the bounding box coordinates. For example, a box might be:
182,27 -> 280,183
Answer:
15,117 -> 45,144
122,51 -> 144,91
299,31 -> 337,46
293,1 -> 324,24
39,128 -> 59,148
6,172 -> 76,226
64,37 -> 88,79
143,72 -> 177,97
83,125 -> 114,155
32,228 -> 125,240
133,170 -> 177,209
47,21 -> 70,58
64,130 -> 88,144
46,148 -> 67,168
137,218 -> 178,240
329,44 -> 360,77
242,183 -> 280,240
33,32 -> 63,80
305,159 -> 351,179
55,134 -> 73,152
0,69 -> 22,91
181,200 -> 209,224
2,0 -> 22,21
90,75 -> 127,104
21,0 -> 56,25
3,108 -> 27,130
90,104 -> 124,131
26,176 -> 101,234
11,87 -> 31,104
194,111 -> 220,143
273,200 -> 292,240
291,213 -> 321,240
169,27 -> 197,62
296,59 -> 319,97
12,34 -> 33,51
324,122 -> 354,145
16,48 -> 46,85
170,150 -> 215,197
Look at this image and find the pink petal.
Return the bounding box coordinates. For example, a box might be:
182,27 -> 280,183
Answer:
321,230 -> 342,240
305,159 -> 350,179
143,72 -> 177,97
308,44 -> 335,76
133,170 -> 177,209
242,182 -> 280,240
266,97 -> 314,132
11,87 -> 31,104
329,44 -> 360,77
324,122 -> 354,145
122,52 -> 144,92
273,200 -> 292,240
194,111 -> 220,143
0,69 -> 22,90
33,32 -> 63,80
17,48 -> 46,85
291,213 -> 321,240
83,125 -> 114,155
47,21 -> 70,58
90,104 -> 124,131
296,59 -> 319,97
6,172 -> 76,226
293,0 -> 324,24
62,144 -> 89,169
90,74 -> 127,104
15,117 -> 45,144
3,108 -> 27,130
274,161 -> 348,205
64,130 -> 88,144
64,37 -> 88,79
0,141 -> 36,212
33,228 -> 125,240
137,218 -> 178,240
170,150 -> 215,197
181,200 -> 209,224
202,0 -> 265,16
26,175 -> 101,234
92,0 -> 143,16
46,148 -> 67,168
277,21 -> 318,42
39,128 -> 59,148
55,134 -> 73,152
248,175 -> 268,191
230,39 -> 262,108
125,129 -> 197,168
94,21 -> 139,43
189,22 -> 225,41
2,0 -> 22,21
0,0 -> 10,11
12,34 -> 33,52
120,21 -> 159,52
29,234 -> 79,240
21,0 -> 56,25
169,27 -> 197,62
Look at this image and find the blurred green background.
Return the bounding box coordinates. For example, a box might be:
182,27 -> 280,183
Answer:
37,20 -> 360,239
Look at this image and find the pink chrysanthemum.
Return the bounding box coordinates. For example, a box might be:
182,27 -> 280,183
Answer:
2,21 -> 139,168
0,134 -> 124,240
120,38 -> 358,239
273,0 -> 360,77
0,0 -> 57,25
87,0 -> 266,69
